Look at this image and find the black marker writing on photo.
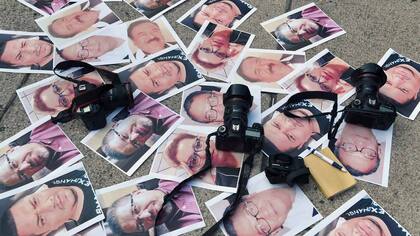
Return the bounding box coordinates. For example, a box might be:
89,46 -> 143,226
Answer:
310,148 -> 347,173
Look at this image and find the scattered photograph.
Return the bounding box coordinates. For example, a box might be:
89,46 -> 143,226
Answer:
179,81 -> 261,128
377,48 -> 420,120
126,16 -> 187,61
17,0 -> 71,16
96,175 -> 205,236
76,223 -> 106,236
305,190 -> 411,236
280,49 -> 355,103
177,0 -> 257,32
329,121 -> 393,187
206,172 -> 322,236
261,2 -> 345,51
186,21 -> 254,81
81,92 -> 183,176
0,117 -> 83,197
116,45 -> 205,101
261,94 -> 330,158
0,162 -> 104,236
0,30 -> 55,74
54,23 -> 131,66
150,127 -> 244,192
124,0 -> 187,21
35,0 -> 122,49
229,48 -> 306,93
17,71 -> 104,123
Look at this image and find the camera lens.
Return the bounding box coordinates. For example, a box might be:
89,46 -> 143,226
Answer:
223,84 -> 253,133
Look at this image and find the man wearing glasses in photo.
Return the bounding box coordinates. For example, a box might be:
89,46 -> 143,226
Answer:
334,123 -> 384,177
272,5 -> 342,50
105,179 -> 202,235
223,188 -> 295,236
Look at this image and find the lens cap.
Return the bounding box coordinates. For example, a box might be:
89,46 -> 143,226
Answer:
351,63 -> 387,86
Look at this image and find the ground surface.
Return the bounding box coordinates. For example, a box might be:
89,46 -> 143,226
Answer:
0,0 -> 419,235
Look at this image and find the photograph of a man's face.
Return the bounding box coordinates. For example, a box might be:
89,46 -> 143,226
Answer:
81,92 -> 182,176
36,0 -> 122,49
177,0 -> 256,32
116,45 -> 204,101
127,16 -> 187,60
206,172 -> 322,236
230,48 -> 306,93
377,49 -> 420,120
125,0 -> 187,20
17,0 -> 70,16
54,24 -> 131,66
280,49 -> 355,102
0,30 -> 55,74
96,176 -> 205,236
187,21 -> 254,81
150,128 -> 244,192
180,82 -> 261,127
262,97 -> 330,157
261,3 -> 345,51
0,118 -> 83,196
17,72 -> 104,123
0,163 -> 104,236
307,190 -> 410,236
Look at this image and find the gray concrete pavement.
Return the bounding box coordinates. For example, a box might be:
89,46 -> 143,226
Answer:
0,0 -> 419,235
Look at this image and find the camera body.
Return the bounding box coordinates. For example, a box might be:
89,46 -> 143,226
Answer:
215,84 -> 264,153
345,63 -> 396,130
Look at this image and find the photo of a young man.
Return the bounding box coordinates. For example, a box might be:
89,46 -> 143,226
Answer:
0,30 -> 55,74
0,118 -> 83,196
206,172 -> 322,236
17,72 -> 104,123
377,49 -> 420,120
36,0 -> 122,49
230,48 -> 305,93
0,163 -> 104,236
81,92 -> 182,176
261,3 -> 345,51
125,0 -> 187,21
306,190 -> 410,236
55,24 -> 131,66
127,16 -> 186,60
96,176 -> 205,236
187,21 -> 254,81
262,98 -> 329,158
116,46 -> 205,101
17,0 -> 70,16
150,128 -> 243,192
177,0 -> 256,32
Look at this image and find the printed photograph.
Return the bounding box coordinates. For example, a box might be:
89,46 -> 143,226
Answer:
187,21 -> 254,81
305,190 -> 410,236
150,128 -> 244,192
54,23 -> 131,66
0,30 -> 55,74
96,175 -> 205,236
330,121 -> 393,187
36,0 -> 122,49
0,162 -> 104,236
17,0 -> 71,16
280,49 -> 355,103
81,92 -> 183,176
76,223 -> 106,236
116,45 -> 205,101
17,71 -> 104,123
229,48 -> 306,93
179,81 -> 261,128
0,117 -> 83,197
261,3 -> 345,51
126,16 -> 187,60
261,95 -> 330,158
206,172 -> 322,236
177,0 -> 257,32
124,0 -> 187,21
377,48 -> 420,120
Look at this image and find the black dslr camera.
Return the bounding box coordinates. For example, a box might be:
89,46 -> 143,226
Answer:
51,61 -> 134,130
215,84 -> 264,153
345,63 -> 396,130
